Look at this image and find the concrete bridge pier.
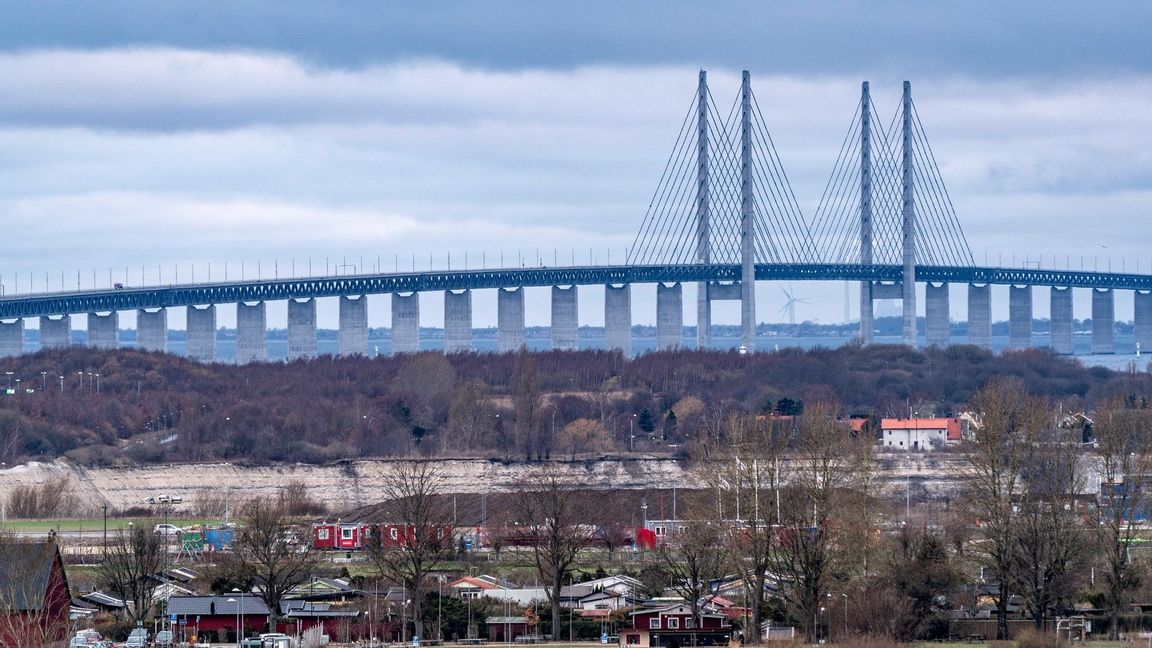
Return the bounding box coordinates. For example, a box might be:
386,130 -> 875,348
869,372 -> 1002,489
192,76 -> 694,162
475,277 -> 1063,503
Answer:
925,283 -> 949,346
287,298 -> 317,360
656,283 -> 683,350
1008,286 -> 1032,349
498,287 -> 525,352
443,290 -> 472,353
40,315 -> 71,349
0,320 -> 23,357
551,286 -> 578,350
605,284 -> 631,354
87,312 -> 118,349
391,293 -> 420,354
1050,287 -> 1074,354
338,296 -> 368,356
186,305 -> 216,362
967,284 -> 991,347
236,302 -> 267,363
1136,291 -> 1152,355
1092,288 -> 1115,354
136,308 -> 167,352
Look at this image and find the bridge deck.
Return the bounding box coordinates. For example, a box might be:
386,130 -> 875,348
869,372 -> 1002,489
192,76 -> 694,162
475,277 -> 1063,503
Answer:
0,264 -> 1149,319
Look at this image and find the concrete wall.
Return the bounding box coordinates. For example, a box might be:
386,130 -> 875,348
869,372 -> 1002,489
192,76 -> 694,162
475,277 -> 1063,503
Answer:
0,320 -> 23,357
497,287 -> 525,352
1008,285 -> 1032,349
1050,287 -> 1074,355
287,298 -> 317,360
338,296 -> 368,356
443,290 -> 472,353
87,312 -> 118,349
656,283 -> 683,350
551,286 -> 578,350
1091,288 -> 1115,354
604,284 -> 631,354
236,301 -> 267,364
136,308 -> 167,352
40,315 -> 71,349
391,293 -> 420,354
1137,291 -> 1152,355
186,305 -> 217,362
967,284 -> 991,347
925,283 -> 949,347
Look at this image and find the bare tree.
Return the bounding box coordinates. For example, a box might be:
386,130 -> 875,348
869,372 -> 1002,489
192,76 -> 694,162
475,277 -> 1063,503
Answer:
655,518 -> 729,631
514,464 -> 595,637
365,461 -> 452,642
1010,427 -> 1086,628
231,496 -> 319,631
1094,402 -> 1152,638
766,399 -> 870,642
957,377 -> 1047,640
706,415 -> 789,643
512,351 -> 542,460
99,524 -> 163,624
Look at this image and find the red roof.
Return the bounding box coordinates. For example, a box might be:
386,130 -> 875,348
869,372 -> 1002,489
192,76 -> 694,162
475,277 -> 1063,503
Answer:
881,418 -> 962,441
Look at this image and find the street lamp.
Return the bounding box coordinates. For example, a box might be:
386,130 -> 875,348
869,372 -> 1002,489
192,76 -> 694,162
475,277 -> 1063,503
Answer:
231,589 -> 245,646
40,371 -> 46,391
227,597 -> 239,647
842,593 -> 848,639
629,414 -> 636,452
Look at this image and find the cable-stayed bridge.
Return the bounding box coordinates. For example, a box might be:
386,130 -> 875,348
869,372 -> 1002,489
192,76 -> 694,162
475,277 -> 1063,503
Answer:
1,71 -> 1149,361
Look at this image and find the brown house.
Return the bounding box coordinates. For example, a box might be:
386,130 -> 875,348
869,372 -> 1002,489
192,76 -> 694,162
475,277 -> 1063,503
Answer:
0,541 -> 72,647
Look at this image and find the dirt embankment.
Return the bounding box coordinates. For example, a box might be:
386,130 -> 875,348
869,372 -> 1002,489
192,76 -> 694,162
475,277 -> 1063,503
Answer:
0,453 -> 966,516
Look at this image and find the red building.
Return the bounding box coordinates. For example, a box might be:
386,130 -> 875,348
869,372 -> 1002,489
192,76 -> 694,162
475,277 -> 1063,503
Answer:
312,522 -> 371,550
621,601 -> 731,648
0,541 -> 71,648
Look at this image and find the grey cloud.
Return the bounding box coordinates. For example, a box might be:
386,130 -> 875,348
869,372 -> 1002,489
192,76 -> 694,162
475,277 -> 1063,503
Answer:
3,1 -> 1151,78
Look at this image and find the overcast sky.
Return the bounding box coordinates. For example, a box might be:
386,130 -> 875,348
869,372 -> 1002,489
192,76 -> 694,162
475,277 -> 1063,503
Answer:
1,2 -> 1150,329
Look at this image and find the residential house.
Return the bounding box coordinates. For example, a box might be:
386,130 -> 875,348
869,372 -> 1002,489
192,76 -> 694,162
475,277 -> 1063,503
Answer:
880,417 -> 963,450
0,541 -> 72,647
166,595 -> 271,642
619,600 -> 731,647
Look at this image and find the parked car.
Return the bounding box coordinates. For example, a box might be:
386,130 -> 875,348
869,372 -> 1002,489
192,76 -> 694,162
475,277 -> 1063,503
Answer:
153,630 -> 173,646
70,630 -> 102,647
153,523 -> 182,536
120,628 -> 148,648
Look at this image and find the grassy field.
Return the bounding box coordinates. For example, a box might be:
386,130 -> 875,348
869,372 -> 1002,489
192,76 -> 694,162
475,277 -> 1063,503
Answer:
0,517 -> 227,533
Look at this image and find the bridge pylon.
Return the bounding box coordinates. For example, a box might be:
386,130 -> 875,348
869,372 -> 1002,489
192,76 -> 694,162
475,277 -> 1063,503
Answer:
812,80 -> 974,345
630,70 -> 815,350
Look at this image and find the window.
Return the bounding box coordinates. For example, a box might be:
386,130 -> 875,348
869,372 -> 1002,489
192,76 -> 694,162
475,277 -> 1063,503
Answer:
341,527 -> 354,539
655,526 -> 666,536
626,635 -> 640,645
649,618 -> 660,629
390,528 -> 399,540
317,528 -> 330,540
685,618 -> 695,629
667,618 -> 679,629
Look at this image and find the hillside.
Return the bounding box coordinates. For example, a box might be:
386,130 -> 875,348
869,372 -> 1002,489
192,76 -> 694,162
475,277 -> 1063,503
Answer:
0,345 -> 1143,467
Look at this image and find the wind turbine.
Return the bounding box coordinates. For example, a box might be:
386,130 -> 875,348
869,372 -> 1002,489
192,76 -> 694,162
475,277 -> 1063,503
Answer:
778,285 -> 810,326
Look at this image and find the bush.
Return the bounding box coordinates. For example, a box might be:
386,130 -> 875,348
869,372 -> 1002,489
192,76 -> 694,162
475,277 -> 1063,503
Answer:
1015,628 -> 1066,648
6,475 -> 81,518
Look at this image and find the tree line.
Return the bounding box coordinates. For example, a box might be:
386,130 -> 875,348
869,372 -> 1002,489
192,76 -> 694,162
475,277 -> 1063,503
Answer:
0,344 -> 1145,466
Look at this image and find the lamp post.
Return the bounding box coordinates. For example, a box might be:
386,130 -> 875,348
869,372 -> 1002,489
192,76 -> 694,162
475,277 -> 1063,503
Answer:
629,414 -> 636,452
101,505 -> 108,563
842,593 -> 848,639
39,372 -> 46,391
227,597 -> 239,647
231,589 -> 245,646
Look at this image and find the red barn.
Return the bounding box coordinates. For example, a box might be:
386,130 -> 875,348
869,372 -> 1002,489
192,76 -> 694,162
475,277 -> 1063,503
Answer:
0,541 -> 72,647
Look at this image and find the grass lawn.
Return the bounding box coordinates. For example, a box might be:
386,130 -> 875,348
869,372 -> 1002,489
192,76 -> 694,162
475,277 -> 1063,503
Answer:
0,517 -> 227,533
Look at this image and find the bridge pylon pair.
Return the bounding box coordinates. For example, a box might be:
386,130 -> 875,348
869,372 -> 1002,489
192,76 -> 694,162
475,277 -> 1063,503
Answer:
631,71 -> 974,347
